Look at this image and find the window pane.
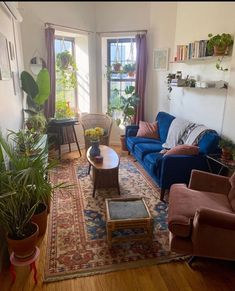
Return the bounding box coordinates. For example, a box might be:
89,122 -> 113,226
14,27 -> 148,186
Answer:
54,36 -> 76,118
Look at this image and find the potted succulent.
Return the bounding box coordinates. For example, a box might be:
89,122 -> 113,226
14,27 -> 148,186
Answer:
219,136 -> 234,160
207,33 -> 234,56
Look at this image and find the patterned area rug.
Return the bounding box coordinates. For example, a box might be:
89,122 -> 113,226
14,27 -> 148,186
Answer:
44,154 -> 186,282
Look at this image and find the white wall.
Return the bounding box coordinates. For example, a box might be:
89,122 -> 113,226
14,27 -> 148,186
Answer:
0,3 -> 24,136
169,2 -> 235,135
146,2 -> 177,122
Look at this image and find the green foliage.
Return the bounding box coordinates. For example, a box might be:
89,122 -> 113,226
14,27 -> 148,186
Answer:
123,63 -> 136,73
207,33 -> 234,55
0,130 -> 71,239
55,99 -> 75,119
56,50 -> 77,89
219,136 -> 235,150
21,68 -> 51,114
26,113 -> 47,134
108,86 -> 140,126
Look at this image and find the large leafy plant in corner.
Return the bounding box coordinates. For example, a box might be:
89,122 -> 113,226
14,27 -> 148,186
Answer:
21,68 -> 50,132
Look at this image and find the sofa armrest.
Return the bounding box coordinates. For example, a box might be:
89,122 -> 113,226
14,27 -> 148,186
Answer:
159,154 -> 208,190
125,125 -> 139,138
189,170 -> 231,195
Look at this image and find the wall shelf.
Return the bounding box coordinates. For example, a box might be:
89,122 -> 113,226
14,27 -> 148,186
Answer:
169,55 -> 231,64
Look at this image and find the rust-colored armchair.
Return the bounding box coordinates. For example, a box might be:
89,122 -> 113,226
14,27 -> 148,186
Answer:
168,169 -> 235,261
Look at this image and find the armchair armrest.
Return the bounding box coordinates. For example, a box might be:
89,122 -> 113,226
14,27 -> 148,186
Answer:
125,125 -> 139,138
189,170 -> 231,195
194,207 -> 235,230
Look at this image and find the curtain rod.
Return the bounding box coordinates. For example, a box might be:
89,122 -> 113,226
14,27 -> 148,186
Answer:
44,22 -> 94,34
97,29 -> 147,34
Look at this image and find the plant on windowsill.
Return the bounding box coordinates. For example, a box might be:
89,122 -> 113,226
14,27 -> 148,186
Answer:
207,33 -> 234,71
123,63 -> 136,77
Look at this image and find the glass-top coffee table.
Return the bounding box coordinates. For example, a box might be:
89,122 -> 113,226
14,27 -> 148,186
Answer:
105,197 -> 154,247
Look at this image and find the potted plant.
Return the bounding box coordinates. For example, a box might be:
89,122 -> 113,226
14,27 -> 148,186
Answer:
207,33 -> 234,56
21,68 -> 50,133
112,62 -> 122,72
1,129 -> 69,236
123,63 -> 136,77
219,136 -> 234,160
0,134 -> 39,260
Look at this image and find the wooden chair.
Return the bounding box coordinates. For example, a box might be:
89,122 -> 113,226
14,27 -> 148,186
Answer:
80,113 -> 113,152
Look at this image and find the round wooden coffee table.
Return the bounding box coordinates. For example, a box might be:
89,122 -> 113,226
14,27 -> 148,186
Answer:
87,145 -> 120,197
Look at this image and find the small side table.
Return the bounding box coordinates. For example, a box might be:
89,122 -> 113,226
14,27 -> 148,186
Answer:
10,247 -> 40,285
206,154 -> 235,176
105,197 -> 153,247
47,119 -> 82,159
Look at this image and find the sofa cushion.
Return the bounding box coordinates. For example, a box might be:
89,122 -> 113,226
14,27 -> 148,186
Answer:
164,145 -> 199,156
168,184 -> 233,238
156,111 -> 175,143
137,121 -> 159,139
127,136 -> 161,152
143,153 -> 163,176
198,130 -> 220,154
134,142 -> 163,161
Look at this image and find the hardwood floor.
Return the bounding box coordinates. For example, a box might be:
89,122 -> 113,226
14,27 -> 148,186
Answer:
1,148 -> 235,291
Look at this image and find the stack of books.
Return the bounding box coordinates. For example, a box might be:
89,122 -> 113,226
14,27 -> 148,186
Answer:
176,40 -> 210,61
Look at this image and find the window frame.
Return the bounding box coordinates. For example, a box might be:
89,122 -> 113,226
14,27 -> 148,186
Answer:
107,37 -> 136,104
54,35 -> 78,111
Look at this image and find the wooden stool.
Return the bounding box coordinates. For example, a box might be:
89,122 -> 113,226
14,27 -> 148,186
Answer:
9,247 -> 40,285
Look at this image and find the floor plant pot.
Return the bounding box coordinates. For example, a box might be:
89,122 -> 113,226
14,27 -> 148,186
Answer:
31,202 -> 48,236
221,148 -> 232,160
7,222 -> 39,261
120,135 -> 127,151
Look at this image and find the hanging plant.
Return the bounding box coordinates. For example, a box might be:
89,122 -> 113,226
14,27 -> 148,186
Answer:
56,50 -> 77,89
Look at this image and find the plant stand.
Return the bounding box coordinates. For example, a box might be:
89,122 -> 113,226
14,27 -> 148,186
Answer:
9,247 -> 40,285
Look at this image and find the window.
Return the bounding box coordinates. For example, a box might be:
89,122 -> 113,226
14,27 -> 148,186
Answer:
54,36 -> 77,118
107,38 -> 136,106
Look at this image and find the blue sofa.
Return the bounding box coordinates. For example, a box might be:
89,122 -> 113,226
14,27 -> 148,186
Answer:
125,111 -> 220,200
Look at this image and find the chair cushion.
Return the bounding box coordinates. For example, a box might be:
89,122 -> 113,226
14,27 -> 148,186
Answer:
137,121 -> 159,139
168,184 -> 233,238
134,142 -> 163,161
164,145 -> 199,156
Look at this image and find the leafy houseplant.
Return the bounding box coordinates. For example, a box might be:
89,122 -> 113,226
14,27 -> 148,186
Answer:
21,68 -> 50,133
54,99 -> 75,120
219,136 -> 235,160
108,86 -> 140,127
123,63 -> 136,77
207,33 -> 233,56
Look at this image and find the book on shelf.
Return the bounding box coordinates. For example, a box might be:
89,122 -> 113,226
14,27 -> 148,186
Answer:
175,39 -> 211,61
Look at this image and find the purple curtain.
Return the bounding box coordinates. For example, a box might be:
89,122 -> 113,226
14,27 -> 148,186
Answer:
44,27 -> 55,119
134,34 -> 148,124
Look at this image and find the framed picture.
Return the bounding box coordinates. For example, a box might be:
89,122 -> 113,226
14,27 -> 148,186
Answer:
0,33 -> 11,80
153,48 -> 169,71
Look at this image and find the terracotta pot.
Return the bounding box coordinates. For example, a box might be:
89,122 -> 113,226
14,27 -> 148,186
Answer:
31,203 -> 48,236
213,45 -> 228,56
221,148 -> 232,160
128,71 -> 135,77
7,222 -> 39,261
113,63 -> 122,72
120,135 -> 128,151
